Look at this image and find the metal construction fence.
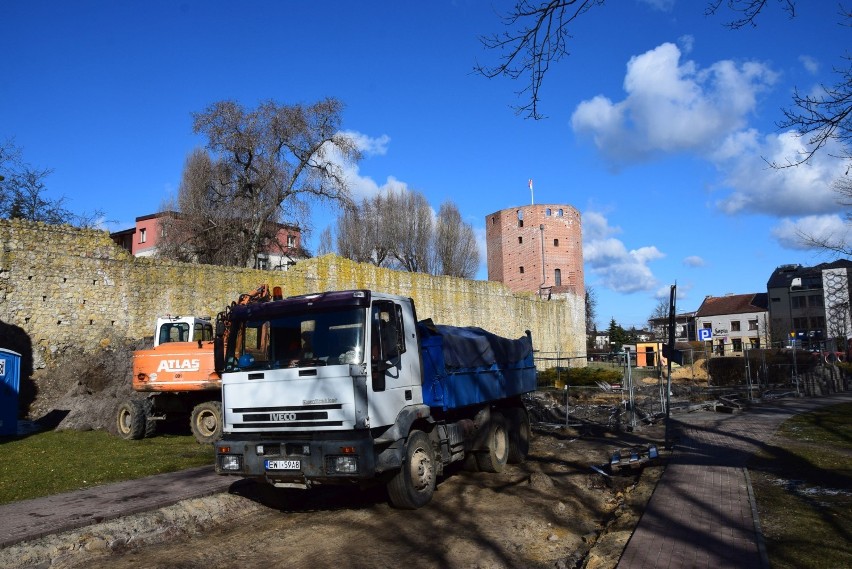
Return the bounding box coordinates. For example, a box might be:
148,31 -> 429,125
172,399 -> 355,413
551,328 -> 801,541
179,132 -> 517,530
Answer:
532,348 -> 850,429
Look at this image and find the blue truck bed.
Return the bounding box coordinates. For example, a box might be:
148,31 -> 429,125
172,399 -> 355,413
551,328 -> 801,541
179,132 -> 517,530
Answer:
418,320 -> 536,411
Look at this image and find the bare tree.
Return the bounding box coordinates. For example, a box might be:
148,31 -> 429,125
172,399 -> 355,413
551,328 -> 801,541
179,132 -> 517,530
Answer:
316,226 -> 334,256
334,189 -> 477,278
336,196 -> 389,265
434,201 -> 479,278
1,139 -> 104,227
385,188 -> 434,273
584,286 -> 597,333
475,1 -> 604,120
159,98 -> 361,268
796,175 -> 852,256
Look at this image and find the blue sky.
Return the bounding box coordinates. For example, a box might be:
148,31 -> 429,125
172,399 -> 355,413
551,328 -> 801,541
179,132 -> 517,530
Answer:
2,1 -> 849,329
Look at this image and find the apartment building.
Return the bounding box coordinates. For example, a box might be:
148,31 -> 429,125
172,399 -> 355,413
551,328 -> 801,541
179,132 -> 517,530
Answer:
110,212 -> 303,270
695,293 -> 770,356
767,260 -> 852,352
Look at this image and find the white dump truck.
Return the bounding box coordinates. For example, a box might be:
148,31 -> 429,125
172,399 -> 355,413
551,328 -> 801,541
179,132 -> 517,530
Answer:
214,289 -> 536,508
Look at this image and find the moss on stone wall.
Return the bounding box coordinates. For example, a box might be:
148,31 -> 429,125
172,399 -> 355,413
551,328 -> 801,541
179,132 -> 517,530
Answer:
0,219 -> 585,369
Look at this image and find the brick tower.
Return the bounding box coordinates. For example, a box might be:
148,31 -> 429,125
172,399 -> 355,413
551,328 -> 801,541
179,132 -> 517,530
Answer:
486,204 -> 584,297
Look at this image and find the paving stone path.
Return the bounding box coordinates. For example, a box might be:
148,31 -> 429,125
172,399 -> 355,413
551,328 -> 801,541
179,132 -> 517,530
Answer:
617,392 -> 852,569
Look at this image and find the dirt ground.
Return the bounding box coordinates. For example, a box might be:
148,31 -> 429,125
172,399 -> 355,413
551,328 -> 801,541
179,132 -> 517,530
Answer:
3,419 -> 667,569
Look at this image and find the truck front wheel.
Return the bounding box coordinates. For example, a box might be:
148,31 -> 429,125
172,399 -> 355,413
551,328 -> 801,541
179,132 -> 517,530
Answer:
387,430 -> 435,509
190,401 -> 222,444
476,413 -> 509,473
116,400 -> 149,440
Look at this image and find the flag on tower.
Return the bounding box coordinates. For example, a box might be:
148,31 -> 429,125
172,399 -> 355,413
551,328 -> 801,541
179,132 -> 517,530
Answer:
528,179 -> 534,204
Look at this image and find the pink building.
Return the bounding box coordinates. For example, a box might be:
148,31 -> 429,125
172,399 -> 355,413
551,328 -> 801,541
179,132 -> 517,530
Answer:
486,204 -> 584,297
110,212 -> 303,270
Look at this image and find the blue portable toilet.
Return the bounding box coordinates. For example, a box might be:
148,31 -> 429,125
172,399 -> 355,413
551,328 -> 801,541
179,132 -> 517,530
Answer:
0,348 -> 22,436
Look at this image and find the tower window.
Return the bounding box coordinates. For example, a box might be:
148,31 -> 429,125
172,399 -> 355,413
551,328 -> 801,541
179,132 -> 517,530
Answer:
518,236 -> 523,244
554,268 -> 562,286
553,238 -> 559,247
546,208 -> 552,216
519,266 -> 525,274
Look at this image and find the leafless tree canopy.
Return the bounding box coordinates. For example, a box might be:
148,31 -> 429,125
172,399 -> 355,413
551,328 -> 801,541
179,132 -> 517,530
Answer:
316,226 -> 334,256
335,189 -> 479,279
475,0 -> 604,120
0,139 -> 103,227
434,201 -> 480,278
158,98 -> 361,268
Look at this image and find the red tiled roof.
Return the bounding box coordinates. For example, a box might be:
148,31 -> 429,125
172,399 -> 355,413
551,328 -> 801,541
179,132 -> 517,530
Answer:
695,293 -> 768,317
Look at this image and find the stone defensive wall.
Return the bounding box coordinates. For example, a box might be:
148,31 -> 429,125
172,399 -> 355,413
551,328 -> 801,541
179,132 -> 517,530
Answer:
0,219 -> 586,369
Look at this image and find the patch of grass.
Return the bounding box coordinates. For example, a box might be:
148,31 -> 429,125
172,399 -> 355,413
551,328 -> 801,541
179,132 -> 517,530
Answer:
0,430 -> 214,505
749,401 -> 852,569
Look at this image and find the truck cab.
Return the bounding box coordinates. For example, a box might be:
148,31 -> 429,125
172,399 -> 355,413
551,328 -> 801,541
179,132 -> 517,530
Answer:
154,316 -> 214,347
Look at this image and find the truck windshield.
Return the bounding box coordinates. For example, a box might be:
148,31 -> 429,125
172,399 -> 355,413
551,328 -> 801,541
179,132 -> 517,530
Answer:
226,308 -> 366,371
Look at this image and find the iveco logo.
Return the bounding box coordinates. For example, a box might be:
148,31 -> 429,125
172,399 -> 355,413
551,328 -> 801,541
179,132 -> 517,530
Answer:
270,412 -> 297,421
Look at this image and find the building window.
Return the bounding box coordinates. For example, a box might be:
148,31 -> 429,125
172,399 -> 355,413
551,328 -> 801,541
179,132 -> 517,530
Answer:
491,216 -> 496,225
751,338 -> 760,349
808,295 -> 823,307
732,338 -> 743,352
519,266 -> 525,274
557,209 -> 563,217
791,296 -> 806,309
748,319 -> 758,331
518,236 -> 523,244
518,219 -> 524,228
553,238 -> 559,246
793,317 -> 808,330
139,228 -> 147,243
731,321 -> 741,332
546,208 -> 552,216
554,268 -> 561,286
811,316 -> 825,329
287,235 -> 296,248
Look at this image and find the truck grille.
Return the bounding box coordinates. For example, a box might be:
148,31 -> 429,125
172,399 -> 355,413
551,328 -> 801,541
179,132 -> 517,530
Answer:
230,404 -> 345,429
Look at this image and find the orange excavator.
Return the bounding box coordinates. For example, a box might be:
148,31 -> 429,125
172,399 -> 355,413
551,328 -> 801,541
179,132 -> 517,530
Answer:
116,285 -> 277,443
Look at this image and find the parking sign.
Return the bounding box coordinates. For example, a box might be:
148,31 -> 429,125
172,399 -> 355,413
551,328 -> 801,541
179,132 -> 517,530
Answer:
698,328 -> 712,341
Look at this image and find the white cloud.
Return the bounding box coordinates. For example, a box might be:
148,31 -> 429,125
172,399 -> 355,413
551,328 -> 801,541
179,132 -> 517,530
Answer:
341,130 -> 390,157
712,131 -> 845,216
583,210 -> 663,293
325,131 -> 408,201
639,0 -> 675,11
683,255 -> 705,267
771,214 -> 850,250
799,55 -> 820,75
571,42 -> 777,166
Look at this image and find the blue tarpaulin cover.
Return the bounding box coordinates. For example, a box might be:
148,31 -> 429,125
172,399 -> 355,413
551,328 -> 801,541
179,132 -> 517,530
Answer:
417,320 -> 535,411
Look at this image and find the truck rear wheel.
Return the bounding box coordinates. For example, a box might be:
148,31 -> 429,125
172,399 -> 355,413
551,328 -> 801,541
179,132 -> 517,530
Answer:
387,430 -> 435,509
476,413 -> 509,473
116,400 -> 149,440
190,401 -> 222,444
505,407 -> 531,464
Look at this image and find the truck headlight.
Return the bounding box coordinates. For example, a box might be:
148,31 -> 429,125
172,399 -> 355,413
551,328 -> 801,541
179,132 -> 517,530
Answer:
330,456 -> 358,474
219,454 -> 242,471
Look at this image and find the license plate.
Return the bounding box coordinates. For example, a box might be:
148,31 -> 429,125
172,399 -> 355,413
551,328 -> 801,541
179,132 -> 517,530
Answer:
265,459 -> 301,470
